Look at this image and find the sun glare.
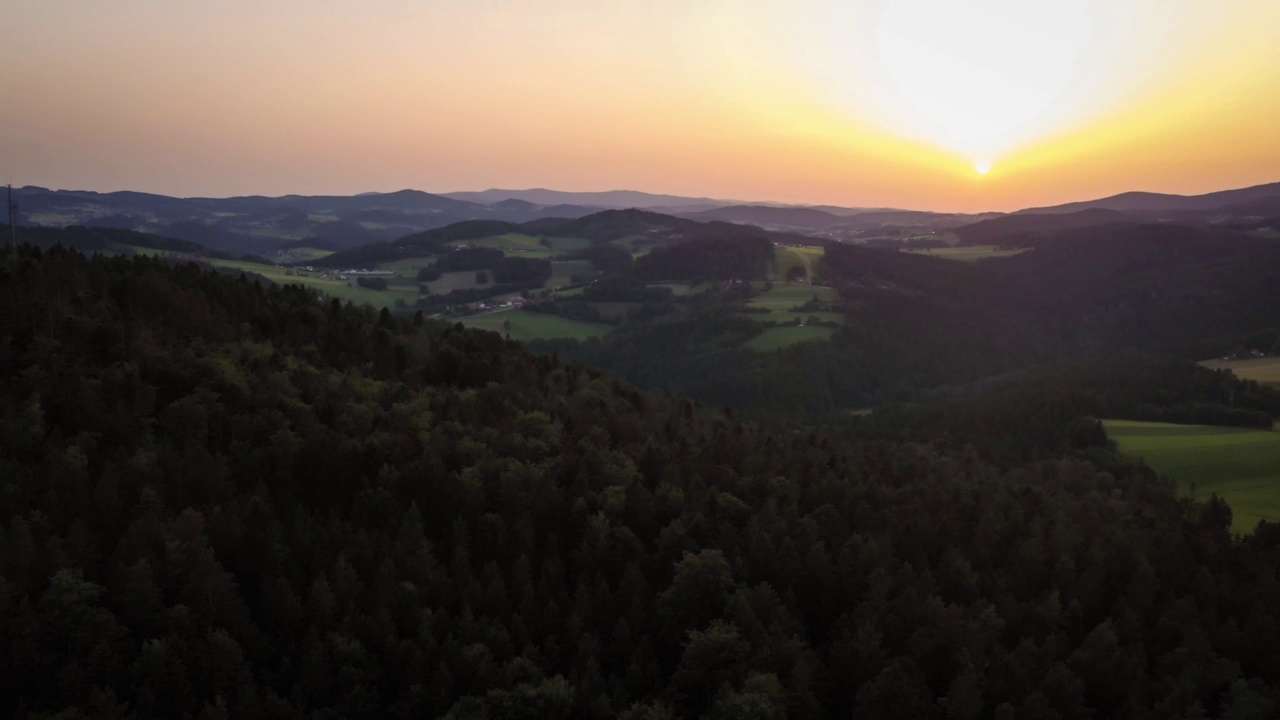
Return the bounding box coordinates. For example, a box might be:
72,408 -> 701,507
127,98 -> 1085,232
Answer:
763,0 -> 1199,175
872,0 -> 1100,162
974,161 -> 991,175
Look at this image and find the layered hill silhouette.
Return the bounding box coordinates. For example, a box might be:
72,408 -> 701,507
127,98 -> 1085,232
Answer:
954,208 -> 1135,245
10,187 -> 617,254
441,187 -> 735,208
10,179 -> 1277,267
1017,180 -> 1280,217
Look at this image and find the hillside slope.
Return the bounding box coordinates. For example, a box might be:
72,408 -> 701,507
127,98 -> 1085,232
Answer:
1018,180 -> 1280,215
2,246 -> 1279,716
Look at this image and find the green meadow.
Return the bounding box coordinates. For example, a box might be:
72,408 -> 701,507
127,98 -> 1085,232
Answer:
741,282 -> 843,350
747,283 -> 838,311
773,245 -> 824,281
1105,419 -> 1280,533
1201,357 -> 1280,388
902,245 -> 1028,261
460,233 -> 590,257
209,260 -> 419,306
271,247 -> 333,262
460,310 -> 610,342
746,325 -> 837,352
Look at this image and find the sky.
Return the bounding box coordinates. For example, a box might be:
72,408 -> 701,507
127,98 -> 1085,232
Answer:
2,0 -> 1278,212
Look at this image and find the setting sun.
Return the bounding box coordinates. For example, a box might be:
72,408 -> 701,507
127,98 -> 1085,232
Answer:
975,161 -> 992,175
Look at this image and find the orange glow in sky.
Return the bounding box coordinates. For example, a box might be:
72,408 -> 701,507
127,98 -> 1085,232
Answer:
1,1 -> 1277,211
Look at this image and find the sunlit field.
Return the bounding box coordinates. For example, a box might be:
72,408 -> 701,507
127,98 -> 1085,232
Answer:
1106,419 -> 1280,533
1201,357 -> 1280,388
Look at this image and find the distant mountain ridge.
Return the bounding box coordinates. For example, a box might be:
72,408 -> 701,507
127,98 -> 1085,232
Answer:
12,179 -> 1277,256
677,204 -> 850,230
440,188 -> 738,208
11,186 -> 607,254
1018,181 -> 1280,216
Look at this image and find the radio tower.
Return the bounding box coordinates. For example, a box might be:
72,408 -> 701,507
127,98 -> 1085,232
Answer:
6,184 -> 16,249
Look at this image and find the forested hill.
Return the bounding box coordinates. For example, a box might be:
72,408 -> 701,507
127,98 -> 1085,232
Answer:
8,225 -> 237,259
1,245 -> 1279,717
314,210 -> 792,269
545,223 -> 1280,417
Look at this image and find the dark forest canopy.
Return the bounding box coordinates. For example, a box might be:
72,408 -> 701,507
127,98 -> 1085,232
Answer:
7,225 -> 234,259
631,232 -> 775,282
1,246 -> 1279,717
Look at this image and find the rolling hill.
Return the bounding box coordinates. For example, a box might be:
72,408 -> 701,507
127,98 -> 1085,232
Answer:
1017,180 -> 1280,216
677,204 -> 849,230
11,186 -> 607,254
954,208 -> 1135,245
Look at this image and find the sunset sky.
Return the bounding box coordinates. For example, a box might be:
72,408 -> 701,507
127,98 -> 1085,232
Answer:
2,0 -> 1278,211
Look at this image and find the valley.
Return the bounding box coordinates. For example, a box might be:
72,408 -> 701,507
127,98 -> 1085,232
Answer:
6,182 -> 1280,717
9,0 -> 1280,712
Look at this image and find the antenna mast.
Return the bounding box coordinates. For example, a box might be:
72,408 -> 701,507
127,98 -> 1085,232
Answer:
6,184 -> 15,249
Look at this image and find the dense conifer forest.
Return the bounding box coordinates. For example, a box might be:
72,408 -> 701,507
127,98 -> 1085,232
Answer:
2,246 -> 1279,718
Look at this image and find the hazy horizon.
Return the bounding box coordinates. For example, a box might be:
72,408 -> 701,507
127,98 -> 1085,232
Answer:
3,1 -> 1278,212
12,178 -> 1280,217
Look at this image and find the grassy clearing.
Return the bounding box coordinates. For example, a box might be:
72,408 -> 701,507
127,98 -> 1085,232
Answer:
621,235 -> 663,257
747,283 -> 838,311
271,247 -> 333,262
1105,419 -> 1280,533
903,245 -> 1028,261
460,310 -> 610,342
458,234 -> 589,257
461,234 -> 552,257
1201,357 -> 1280,388
379,248 -> 593,291
741,283 -> 844,349
746,325 -> 837,352
772,245 -> 824,281
210,260 -> 419,307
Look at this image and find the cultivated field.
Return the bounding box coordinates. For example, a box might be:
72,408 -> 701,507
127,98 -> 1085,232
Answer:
461,310 -> 610,342
1201,357 -> 1280,388
1105,419 -> 1280,533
